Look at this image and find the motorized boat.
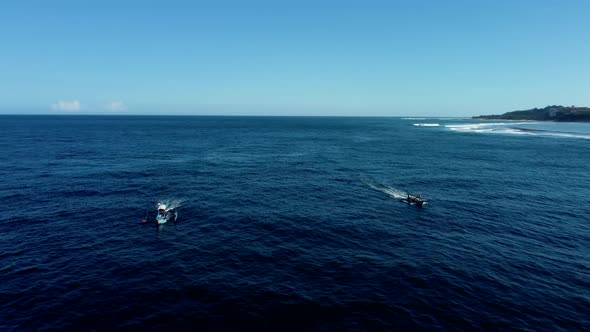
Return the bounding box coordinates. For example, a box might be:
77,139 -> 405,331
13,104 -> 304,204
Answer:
155,203 -> 178,224
403,194 -> 428,207
141,202 -> 178,224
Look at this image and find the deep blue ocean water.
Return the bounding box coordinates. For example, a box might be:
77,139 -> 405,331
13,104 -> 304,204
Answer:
1,116 -> 588,331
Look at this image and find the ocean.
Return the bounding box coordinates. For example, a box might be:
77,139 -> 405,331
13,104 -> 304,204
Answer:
1,116 -> 588,331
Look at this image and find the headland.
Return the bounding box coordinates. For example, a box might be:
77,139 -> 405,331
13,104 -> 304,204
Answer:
473,105 -> 590,122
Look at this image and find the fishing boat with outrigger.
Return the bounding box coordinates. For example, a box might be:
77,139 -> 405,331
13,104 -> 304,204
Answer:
142,202 -> 178,224
403,193 -> 428,207
156,203 -> 178,224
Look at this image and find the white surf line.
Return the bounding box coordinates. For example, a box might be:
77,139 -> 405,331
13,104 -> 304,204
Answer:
413,123 -> 440,127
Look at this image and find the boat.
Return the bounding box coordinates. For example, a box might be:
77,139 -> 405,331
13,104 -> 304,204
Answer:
155,203 -> 177,224
403,194 -> 428,207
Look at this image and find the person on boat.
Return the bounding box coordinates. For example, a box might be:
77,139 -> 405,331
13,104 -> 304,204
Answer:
407,193 -> 423,203
156,204 -> 168,222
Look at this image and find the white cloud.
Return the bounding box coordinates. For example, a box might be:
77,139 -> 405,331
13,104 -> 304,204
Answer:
51,100 -> 81,111
106,101 -> 127,111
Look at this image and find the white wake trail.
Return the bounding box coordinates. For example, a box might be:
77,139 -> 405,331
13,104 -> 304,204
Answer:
157,198 -> 186,210
363,178 -> 407,199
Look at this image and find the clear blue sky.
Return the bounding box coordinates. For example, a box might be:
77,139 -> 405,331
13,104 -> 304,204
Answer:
1,0 -> 589,116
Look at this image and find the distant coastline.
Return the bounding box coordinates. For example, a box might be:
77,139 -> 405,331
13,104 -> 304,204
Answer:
473,105 -> 590,122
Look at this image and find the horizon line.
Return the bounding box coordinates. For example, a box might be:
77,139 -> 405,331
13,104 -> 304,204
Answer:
0,113 -> 469,118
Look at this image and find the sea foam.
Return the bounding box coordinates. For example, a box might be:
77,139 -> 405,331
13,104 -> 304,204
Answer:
413,123 -> 440,127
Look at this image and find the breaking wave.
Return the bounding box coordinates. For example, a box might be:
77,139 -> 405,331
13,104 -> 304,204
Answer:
445,122 -> 533,131
403,117 -> 462,120
512,128 -> 590,139
413,123 -> 440,127
444,122 -> 590,139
